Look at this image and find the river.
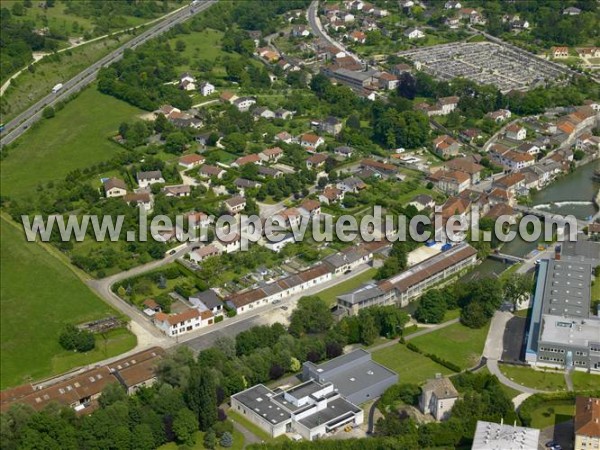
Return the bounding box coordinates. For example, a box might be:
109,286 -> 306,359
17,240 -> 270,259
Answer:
466,160 -> 600,279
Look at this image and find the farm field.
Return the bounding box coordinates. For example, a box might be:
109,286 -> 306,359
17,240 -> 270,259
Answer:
1,87 -> 142,199
372,344 -> 453,386
409,322 -> 490,370
0,216 -> 135,388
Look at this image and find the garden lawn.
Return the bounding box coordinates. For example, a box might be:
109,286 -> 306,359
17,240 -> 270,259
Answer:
1,87 -> 142,199
527,399 -> 575,429
317,268 -> 377,306
571,372 -> 600,391
372,344 -> 453,386
228,411 -> 288,444
499,365 -> 567,392
409,322 -> 490,370
0,216 -> 135,388
592,275 -> 600,303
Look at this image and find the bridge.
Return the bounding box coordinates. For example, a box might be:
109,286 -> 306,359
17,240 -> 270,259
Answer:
489,253 -> 525,264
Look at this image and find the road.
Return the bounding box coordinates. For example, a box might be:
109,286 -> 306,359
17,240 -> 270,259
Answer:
0,0 -> 216,147
307,0 -> 362,64
484,311 -> 546,395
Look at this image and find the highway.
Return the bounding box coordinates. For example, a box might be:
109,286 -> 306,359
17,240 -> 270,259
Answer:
0,0 -> 216,147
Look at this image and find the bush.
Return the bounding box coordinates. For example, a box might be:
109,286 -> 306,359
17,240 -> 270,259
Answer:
58,324 -> 96,352
42,106 -> 55,119
215,315 -> 224,323
213,420 -> 233,437
226,309 -> 237,318
220,431 -> 233,448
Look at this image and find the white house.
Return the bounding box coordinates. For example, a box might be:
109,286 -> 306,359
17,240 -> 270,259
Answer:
179,73 -> 196,91
505,123 -> 527,141
299,133 -> 325,149
419,378 -> 459,421
224,196 -> 247,214
444,1 -> 461,9
162,184 -> 191,198
103,178 -> 127,198
136,170 -> 165,188
179,154 -> 205,169
154,309 -> 213,337
189,244 -> 222,263
404,27 -> 425,39
123,193 -> 153,212
259,233 -> 296,253
199,81 -> 215,96
233,97 -> 256,112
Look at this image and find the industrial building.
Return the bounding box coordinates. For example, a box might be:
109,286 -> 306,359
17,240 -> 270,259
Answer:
471,420 -> 540,450
525,239 -> 600,372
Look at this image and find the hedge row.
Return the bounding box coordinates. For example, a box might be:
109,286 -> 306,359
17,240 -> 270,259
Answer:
405,342 -> 462,373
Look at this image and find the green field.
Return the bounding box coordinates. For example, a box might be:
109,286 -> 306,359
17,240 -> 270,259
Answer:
592,276 -> 599,304
372,344 -> 453,385
1,34 -> 136,121
409,322 -> 489,370
0,216 -> 136,388
500,365 -> 567,391
527,399 -> 575,429
317,268 -> 378,306
1,87 -> 142,199
571,371 -> 600,391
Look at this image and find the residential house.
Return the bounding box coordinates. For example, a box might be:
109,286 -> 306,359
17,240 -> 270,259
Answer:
258,166 -> 283,178
408,194 -> 435,211
320,186 -> 345,204
261,233 -> 296,253
486,109 -> 512,123
274,131 -> 294,144
517,142 -> 540,156
179,73 -> 196,91
390,63 -> 412,76
123,193 -> 153,212
137,171 -> 165,188
433,135 -> 461,158
220,91 -> 238,104
103,178 -> 127,198
563,6 -> 581,15
360,159 -> 397,177
323,244 -> 374,276
252,107 -> 275,120
334,146 -> 354,158
224,196 -> 247,214
185,211 -> 211,229
445,17 -> 460,29
574,396 -> 600,450
551,46 -> 569,59
306,153 -> 328,170
438,96 -> 460,115
168,111 -> 203,129
179,154 -> 205,169
232,153 -> 262,168
189,289 -> 224,316
260,147 -> 284,163
445,0 -> 461,9
319,117 -> 343,136
189,244 -> 221,263
459,128 -> 482,142
234,178 -> 261,196
376,72 -> 399,90
349,30 -> 366,44
162,185 -> 191,198
280,207 -> 302,228
300,199 -> 321,218
300,133 -> 325,150
404,27 -> 425,39
217,233 -> 242,254
275,108 -> 294,119
430,170 -> 471,195
420,377 -> 459,421
291,25 -> 311,37
444,157 -> 484,184
578,48 -> 600,59
233,97 -> 256,112
154,309 -> 213,337
490,144 -> 534,171
199,81 -> 215,96
198,164 -> 226,179
337,176 -> 367,194
493,173 -> 526,195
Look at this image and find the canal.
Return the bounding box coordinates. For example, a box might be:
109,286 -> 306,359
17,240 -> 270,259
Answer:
467,160 -> 600,279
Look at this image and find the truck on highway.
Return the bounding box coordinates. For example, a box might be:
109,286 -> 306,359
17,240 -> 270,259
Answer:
51,83 -> 63,94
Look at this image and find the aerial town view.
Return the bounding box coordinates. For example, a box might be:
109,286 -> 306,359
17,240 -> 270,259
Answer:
0,0 -> 599,449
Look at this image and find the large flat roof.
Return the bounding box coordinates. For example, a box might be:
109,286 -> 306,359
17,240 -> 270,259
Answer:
472,420 -> 540,450
540,315 -> 600,348
541,260 -> 592,318
231,385 -> 291,425
560,239 -> 600,267
297,396 -> 360,430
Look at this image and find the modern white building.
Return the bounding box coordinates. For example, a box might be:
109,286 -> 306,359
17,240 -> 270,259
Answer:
471,420 -> 540,450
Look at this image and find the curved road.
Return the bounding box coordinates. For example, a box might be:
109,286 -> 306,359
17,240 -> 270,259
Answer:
0,0 -> 216,147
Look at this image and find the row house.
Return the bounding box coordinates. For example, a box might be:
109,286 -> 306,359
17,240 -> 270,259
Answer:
444,157 -> 484,184
226,264 -> 332,314
429,170 -> 471,195
489,144 -> 535,171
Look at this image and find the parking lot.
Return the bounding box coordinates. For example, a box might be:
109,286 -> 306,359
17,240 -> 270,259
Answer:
399,42 -> 564,92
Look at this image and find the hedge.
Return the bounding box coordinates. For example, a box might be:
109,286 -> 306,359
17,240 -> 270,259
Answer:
404,342 -> 461,373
